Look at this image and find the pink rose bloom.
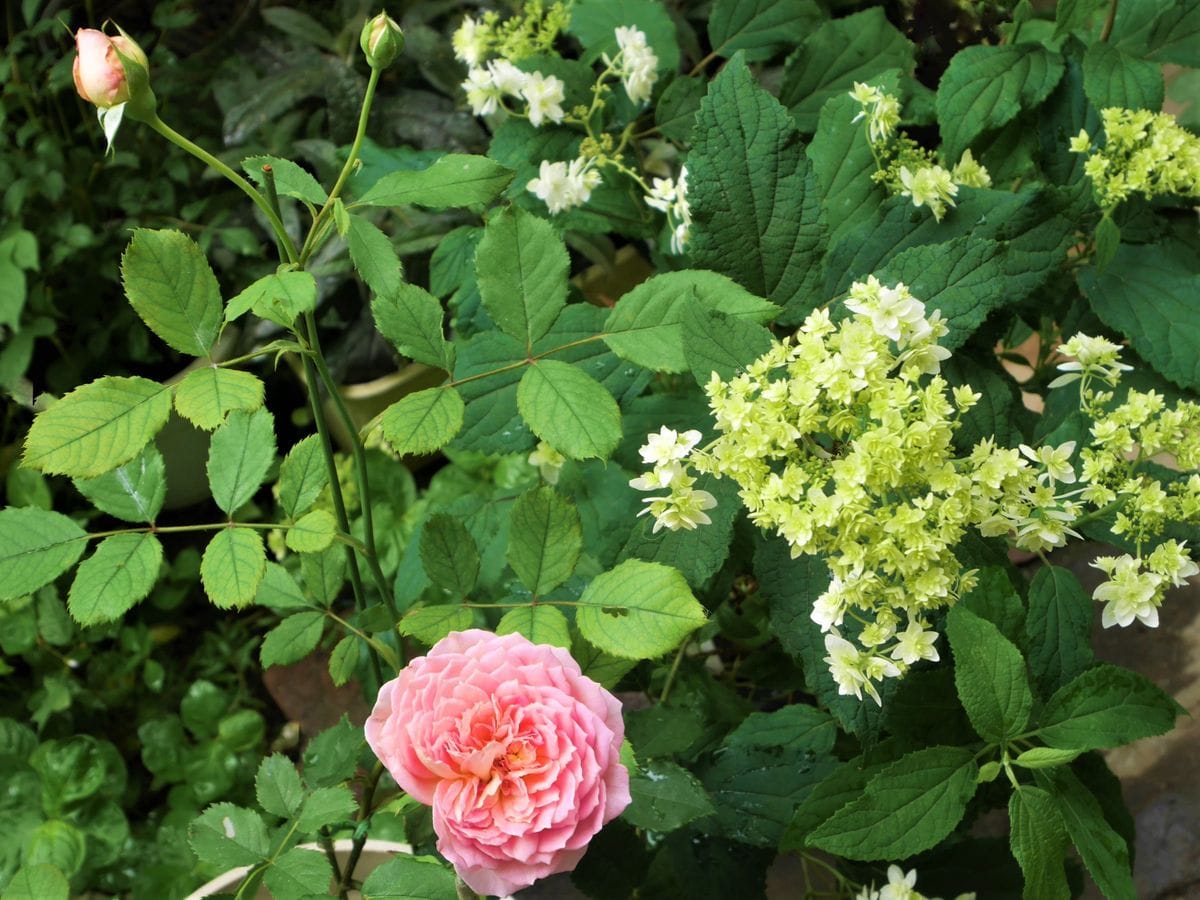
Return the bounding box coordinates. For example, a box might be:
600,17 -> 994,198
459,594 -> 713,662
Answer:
73,28 -> 147,108
366,629 -> 630,897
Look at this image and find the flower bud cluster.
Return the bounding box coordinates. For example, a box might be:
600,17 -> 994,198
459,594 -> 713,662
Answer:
1071,108 -> 1200,214
855,864 -> 976,900
850,83 -> 992,221
452,2 -> 569,66
632,278 -> 1080,702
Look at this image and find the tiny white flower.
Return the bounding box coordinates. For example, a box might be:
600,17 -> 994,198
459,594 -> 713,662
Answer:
521,72 -> 565,127
452,15 -> 488,66
879,865 -> 919,900
463,66 -> 500,116
823,632 -> 866,701
890,619 -> 940,665
528,441 -> 566,485
488,59 -> 528,97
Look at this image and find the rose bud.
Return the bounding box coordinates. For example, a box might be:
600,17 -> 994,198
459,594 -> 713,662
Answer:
360,11 -> 404,69
72,27 -> 148,109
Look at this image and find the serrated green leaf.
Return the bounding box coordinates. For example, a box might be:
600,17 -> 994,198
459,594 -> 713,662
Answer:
255,753 -> 304,818
371,283 -> 453,371
419,514 -> 479,596
261,610 -> 325,667
1037,663 -> 1181,750
301,546 -> 345,606
24,376 -> 173,478
1013,747 -> 1082,769
476,206 -> 567,349
507,486 -> 582,595
1082,42 -> 1164,112
946,605 -> 1033,742
278,434 -> 329,520
225,271 -> 316,328
242,155 -> 328,205
67,533 -> 162,626
256,562 -> 314,611
201,528 -> 267,609
708,0 -> 823,61
807,746 -> 978,859
1078,244 -> 1200,391
1112,0 -> 1200,67
655,76 -> 706,141
687,57 -> 826,318
936,45 -> 1066,158
189,803 -> 268,869
264,847 -> 334,900
328,635 -> 358,686
1024,566 -> 1094,696
779,8 -> 914,130
567,0 -> 679,71
517,361 -> 621,461
302,716 -> 360,788
378,387 -> 464,456
602,270 -> 779,373
577,559 -> 707,659
1035,766 -> 1135,899
120,229 -> 223,357
347,216 -> 403,299
296,785 -> 356,833
2,864 -> 70,900
1009,785 -> 1070,900
285,509 -> 336,553
683,304 -> 774,384
0,508 -> 87,602
358,155 -> 513,209
496,605 -> 571,648
725,705 -> 838,755
624,760 -> 715,832
207,408 -> 276,515
397,605 -> 474,645
361,855 -> 458,900
174,367 -> 264,431
786,757 -> 890,850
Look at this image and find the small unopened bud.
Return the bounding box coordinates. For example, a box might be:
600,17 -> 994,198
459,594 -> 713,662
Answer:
72,27 -> 149,109
360,12 -> 403,69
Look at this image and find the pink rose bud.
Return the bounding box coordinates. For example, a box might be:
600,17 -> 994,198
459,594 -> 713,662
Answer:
365,629 -> 631,897
72,28 -> 148,109
360,11 -> 403,69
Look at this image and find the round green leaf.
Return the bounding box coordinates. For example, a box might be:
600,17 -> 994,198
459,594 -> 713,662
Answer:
201,528 -> 267,609
285,509 -> 337,553
174,367 -> 265,431
517,360 -> 620,461
378,386 -> 464,456
577,559 -> 708,659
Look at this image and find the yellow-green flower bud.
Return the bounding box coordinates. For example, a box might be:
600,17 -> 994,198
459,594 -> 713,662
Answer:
360,11 -> 403,69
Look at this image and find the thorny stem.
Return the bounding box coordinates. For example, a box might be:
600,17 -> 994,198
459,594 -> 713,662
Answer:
338,762 -> 385,897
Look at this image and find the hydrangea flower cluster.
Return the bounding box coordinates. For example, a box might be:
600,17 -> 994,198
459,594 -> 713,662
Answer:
607,26 -> 659,104
1070,107 -> 1200,214
855,864 -> 976,900
644,165 -> 691,254
526,158 -> 602,213
850,83 -> 992,221
632,278 -> 1085,702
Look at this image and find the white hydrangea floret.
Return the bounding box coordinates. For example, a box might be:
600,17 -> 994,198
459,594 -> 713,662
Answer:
612,26 -> 658,104
520,72 -> 566,126
527,158 -> 601,214
451,15 -> 487,66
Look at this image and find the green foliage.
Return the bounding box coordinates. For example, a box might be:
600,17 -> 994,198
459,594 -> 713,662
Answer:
1082,42 -> 1164,111
568,0 -> 680,72
577,559 -> 707,658
378,387 -> 465,456
1024,566 -> 1095,696
507,486 -> 582,595
242,155 -> 328,205
0,509 -> 87,602
358,155 -> 514,209
1009,786 -> 1071,900
277,435 -> 329,520
200,528 -> 267,609
946,606 -> 1033,742
174,367 -> 265,431
225,272 -> 317,328
371,284 -> 454,372
476,206 -> 568,349
67,533 -> 163,626
518,360 -> 621,460
419,514 -> 480,596
624,760 -> 715,832
207,408 -> 276,515
347,216 -> 403,300
1036,664 -> 1181,750
708,0 -> 823,62
360,855 -> 458,900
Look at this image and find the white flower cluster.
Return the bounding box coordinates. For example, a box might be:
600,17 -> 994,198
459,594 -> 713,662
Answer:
850,82 -> 900,145
608,26 -> 659,104
1049,333 -> 1133,388
527,158 -> 602,214
856,865 -> 975,900
644,166 -> 691,254
1092,543 -> 1198,628
461,60 -> 566,125
629,427 -> 717,533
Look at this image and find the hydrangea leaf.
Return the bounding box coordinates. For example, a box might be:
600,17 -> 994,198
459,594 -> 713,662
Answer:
779,8 -> 914,130
358,154 -> 513,210
603,271 -> 779,373
23,376 -> 173,478
207,408 -> 276,516
260,611 -> 325,668
946,605 -> 1033,742
708,0 -> 824,62
807,746 -> 978,859
3,864 -> 70,900
1111,0 -> 1200,66
1024,566 -> 1094,696
1036,664 -> 1182,750
1009,786 -> 1071,900
174,367 -> 265,431
242,155 -> 327,205
577,559 -> 707,659
625,760 -> 715,832
475,205 -> 568,350
517,360 -> 621,461
371,282 -> 453,372
936,44 -> 1066,159
377,387 -> 465,457
201,528 -> 267,609
1078,244 -> 1200,391
688,56 -> 826,320
507,486 -> 582,596
277,435 -> 328,520
781,756 -> 888,851
67,533 -> 163,626
1082,42 -> 1164,111
0,508 -> 87,602
120,229 -> 223,357
496,605 -> 571,649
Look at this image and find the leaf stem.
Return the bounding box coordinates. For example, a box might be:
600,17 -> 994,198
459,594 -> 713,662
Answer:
337,762 -> 385,898
659,636 -> 691,704
1100,0 -> 1119,41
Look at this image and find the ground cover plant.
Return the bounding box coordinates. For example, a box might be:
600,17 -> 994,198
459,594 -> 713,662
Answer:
1,0 -> 1199,898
